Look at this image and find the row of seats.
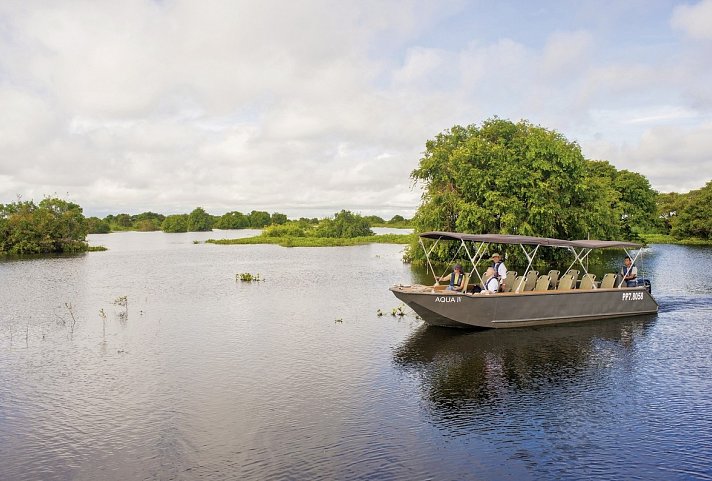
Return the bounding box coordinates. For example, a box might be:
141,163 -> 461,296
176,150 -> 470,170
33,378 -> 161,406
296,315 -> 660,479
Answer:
499,269 -> 619,293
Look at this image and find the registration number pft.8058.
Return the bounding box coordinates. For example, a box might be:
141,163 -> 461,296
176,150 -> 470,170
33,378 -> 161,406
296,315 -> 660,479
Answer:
622,292 -> 644,301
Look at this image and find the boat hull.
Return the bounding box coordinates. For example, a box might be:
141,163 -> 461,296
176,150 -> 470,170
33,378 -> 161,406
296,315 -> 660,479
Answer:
390,286 -> 659,328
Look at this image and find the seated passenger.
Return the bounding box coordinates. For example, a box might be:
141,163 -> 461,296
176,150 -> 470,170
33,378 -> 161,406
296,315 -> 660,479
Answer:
480,267 -> 499,294
436,263 -> 466,292
621,256 -> 638,287
490,253 -> 508,290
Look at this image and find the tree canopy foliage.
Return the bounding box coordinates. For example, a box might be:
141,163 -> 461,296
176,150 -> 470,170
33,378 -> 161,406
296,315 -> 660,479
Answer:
187,207 -> 213,232
409,118 -> 660,262
248,210 -> 271,228
215,211 -> 250,229
161,214 -> 188,233
0,197 -> 88,254
271,212 -> 288,225
98,212 -> 166,232
86,216 -> 111,234
659,181 -> 712,239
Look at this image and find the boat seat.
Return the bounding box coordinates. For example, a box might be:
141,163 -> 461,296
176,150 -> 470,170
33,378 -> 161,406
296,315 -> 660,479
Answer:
600,273 -> 616,289
534,275 -> 551,291
580,273 -> 597,290
502,270 -> 517,292
547,270 -> 560,287
557,273 -> 575,290
524,270 -> 539,291
512,276 -> 526,293
565,269 -> 580,288
462,273 -> 471,292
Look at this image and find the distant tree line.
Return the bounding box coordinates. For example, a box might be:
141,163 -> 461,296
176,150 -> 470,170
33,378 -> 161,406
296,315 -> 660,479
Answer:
86,209 -> 410,234
86,208 -> 291,234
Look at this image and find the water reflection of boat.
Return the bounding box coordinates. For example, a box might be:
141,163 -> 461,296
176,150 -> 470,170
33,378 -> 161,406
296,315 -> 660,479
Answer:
393,316 -> 657,409
390,232 -> 659,328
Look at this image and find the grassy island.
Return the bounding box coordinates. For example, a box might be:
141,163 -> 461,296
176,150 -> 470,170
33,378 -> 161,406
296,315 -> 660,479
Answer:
206,233 -> 413,247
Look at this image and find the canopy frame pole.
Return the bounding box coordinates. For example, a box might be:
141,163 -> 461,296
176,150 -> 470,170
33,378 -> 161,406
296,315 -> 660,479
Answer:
568,247 -> 594,288
420,236 -> 440,284
517,244 -> 539,293
465,241 -> 488,287
564,255 -> 579,278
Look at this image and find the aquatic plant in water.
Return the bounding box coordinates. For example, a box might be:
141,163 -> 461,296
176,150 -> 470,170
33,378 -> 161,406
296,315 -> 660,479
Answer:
114,296 -> 128,322
237,273 -> 263,282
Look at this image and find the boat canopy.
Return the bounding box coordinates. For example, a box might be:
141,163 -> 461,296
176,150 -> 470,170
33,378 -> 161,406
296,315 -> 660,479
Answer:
418,231 -> 644,291
419,231 -> 641,249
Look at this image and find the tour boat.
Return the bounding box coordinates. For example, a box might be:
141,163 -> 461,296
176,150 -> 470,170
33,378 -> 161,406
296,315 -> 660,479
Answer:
390,232 -> 658,328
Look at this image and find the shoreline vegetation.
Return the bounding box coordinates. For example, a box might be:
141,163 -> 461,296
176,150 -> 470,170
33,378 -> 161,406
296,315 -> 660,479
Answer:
206,210 -> 413,247
2,119 -> 710,257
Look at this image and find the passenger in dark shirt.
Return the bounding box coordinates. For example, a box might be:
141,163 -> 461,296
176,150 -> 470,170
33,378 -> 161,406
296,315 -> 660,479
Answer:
436,263 -> 466,291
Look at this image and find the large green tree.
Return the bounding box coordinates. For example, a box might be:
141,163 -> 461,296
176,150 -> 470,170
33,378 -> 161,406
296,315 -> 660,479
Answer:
187,207 -> 213,232
409,118 -> 656,261
248,210 -> 271,228
413,119 -> 604,237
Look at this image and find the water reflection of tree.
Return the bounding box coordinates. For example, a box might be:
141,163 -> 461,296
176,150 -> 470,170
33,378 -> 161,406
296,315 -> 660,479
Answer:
393,317 -> 656,429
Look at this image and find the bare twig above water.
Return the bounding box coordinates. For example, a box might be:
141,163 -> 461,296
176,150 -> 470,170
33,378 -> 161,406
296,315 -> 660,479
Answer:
99,308 -> 107,342
64,302 -> 77,339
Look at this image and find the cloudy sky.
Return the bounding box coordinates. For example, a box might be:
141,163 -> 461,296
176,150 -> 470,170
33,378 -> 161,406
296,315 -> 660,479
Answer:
1,0 -> 711,218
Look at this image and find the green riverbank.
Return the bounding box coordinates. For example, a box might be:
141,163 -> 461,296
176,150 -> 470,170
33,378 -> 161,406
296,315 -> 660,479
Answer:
639,234 -> 712,246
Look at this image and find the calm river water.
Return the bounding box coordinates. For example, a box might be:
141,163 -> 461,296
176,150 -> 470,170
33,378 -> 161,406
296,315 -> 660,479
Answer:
1,231 -> 711,481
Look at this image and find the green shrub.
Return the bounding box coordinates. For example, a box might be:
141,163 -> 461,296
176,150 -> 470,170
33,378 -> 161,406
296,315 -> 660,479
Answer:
313,210 -> 373,238
162,214 -> 188,233
0,197 -> 88,254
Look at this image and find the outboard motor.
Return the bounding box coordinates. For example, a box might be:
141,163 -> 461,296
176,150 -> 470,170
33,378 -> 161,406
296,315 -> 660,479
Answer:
636,278 -> 652,294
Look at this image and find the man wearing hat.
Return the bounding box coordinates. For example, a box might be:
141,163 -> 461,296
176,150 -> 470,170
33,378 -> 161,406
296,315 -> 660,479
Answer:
436,263 -> 466,292
490,253 -> 508,289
